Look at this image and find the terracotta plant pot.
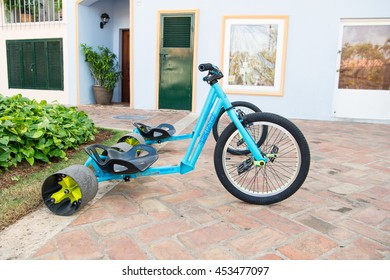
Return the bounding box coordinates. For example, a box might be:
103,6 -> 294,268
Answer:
92,85 -> 113,105
20,13 -> 32,23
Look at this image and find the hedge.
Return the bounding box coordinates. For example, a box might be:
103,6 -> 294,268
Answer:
0,94 -> 97,170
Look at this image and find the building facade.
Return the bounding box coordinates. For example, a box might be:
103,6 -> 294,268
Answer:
0,0 -> 389,121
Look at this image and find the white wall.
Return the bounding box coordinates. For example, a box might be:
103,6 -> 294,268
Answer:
66,0 -> 78,105
2,0 -> 388,120
0,0 -> 78,106
132,0 -> 389,120
0,21 -> 67,104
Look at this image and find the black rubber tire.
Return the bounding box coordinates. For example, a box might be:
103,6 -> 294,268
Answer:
214,112 -> 310,205
111,142 -> 133,152
42,165 -> 98,216
212,101 -> 261,142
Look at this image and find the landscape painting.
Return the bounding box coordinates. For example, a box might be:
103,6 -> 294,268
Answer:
222,16 -> 288,95
338,23 -> 390,90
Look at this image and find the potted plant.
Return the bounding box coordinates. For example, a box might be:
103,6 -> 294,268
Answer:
80,43 -> 122,105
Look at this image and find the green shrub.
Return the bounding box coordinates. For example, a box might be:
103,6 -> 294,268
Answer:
0,94 -> 97,170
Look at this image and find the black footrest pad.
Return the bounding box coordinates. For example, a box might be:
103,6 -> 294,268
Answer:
134,122 -> 176,140
85,144 -> 158,174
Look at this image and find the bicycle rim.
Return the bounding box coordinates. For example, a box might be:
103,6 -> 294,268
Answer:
222,121 -> 301,197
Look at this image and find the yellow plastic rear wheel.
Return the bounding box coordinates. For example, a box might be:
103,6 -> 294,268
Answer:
42,165 -> 98,216
50,175 -> 82,205
117,132 -> 145,146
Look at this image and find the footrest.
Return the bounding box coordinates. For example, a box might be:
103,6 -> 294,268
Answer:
134,122 -> 176,140
85,144 -> 158,174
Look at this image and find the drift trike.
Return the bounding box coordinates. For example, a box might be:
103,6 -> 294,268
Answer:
42,64 -> 310,216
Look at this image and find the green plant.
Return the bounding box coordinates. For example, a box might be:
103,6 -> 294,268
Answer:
80,43 -> 122,91
0,94 -> 97,170
55,0 -> 62,10
52,0 -> 62,15
3,0 -> 41,14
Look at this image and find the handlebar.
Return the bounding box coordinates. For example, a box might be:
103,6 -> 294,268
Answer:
198,63 -> 214,72
198,63 -> 224,85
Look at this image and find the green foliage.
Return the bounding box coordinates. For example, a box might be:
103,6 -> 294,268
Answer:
0,94 -> 97,170
80,43 -> 122,91
339,41 -> 389,90
341,42 -> 385,61
2,0 -> 43,14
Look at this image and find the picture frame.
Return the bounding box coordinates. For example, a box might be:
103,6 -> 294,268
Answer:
337,20 -> 390,91
221,15 -> 289,96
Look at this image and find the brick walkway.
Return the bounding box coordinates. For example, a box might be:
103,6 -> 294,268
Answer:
3,105 -> 390,260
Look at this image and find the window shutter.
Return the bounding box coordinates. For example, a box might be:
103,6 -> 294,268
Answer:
163,17 -> 191,48
47,40 -> 63,90
34,41 -> 48,89
6,39 -> 63,90
22,42 -> 34,88
6,41 -> 23,88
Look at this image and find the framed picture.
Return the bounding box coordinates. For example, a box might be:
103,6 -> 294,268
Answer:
332,18 -> 390,120
221,15 -> 289,96
337,21 -> 390,91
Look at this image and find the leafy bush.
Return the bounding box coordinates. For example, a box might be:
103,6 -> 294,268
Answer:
80,43 -> 122,91
0,94 -> 97,170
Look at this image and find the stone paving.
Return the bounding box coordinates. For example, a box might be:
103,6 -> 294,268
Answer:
3,104 -> 390,260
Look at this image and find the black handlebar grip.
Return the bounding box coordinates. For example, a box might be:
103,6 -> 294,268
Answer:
198,63 -> 214,72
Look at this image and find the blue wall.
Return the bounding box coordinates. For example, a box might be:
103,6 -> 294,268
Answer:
132,0 -> 389,120
78,0 -> 117,104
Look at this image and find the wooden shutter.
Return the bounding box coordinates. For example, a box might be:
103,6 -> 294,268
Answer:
34,41 -> 48,89
22,41 -> 34,88
47,40 -> 63,90
6,39 -> 63,90
6,41 -> 23,88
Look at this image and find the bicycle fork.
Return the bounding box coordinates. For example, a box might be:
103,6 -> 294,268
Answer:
212,83 -> 269,166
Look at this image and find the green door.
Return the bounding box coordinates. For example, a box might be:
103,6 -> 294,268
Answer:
159,14 -> 194,110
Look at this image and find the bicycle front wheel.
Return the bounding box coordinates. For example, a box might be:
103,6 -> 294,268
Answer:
214,112 -> 310,205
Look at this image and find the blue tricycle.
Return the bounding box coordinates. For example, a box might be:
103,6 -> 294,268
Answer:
42,64 -> 310,216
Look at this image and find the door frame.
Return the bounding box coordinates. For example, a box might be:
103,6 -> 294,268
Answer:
155,10 -> 199,112
121,29 -> 130,103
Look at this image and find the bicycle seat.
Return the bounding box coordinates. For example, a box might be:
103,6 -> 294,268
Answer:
134,122 -> 176,140
85,144 -> 158,174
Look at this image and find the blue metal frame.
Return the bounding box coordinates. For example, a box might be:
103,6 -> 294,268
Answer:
144,134 -> 193,145
85,82 -> 267,183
